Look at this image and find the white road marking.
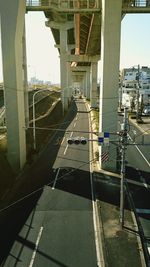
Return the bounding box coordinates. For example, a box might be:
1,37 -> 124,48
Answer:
90,171 -> 103,267
64,131 -> 73,155
128,134 -> 150,167
52,168 -> 60,190
29,226 -> 43,267
88,104 -> 104,267
135,143 -> 150,167
73,122 -> 76,128
63,144 -> 68,155
128,134 -> 150,190
70,131 -> 73,138
61,137 -> 65,144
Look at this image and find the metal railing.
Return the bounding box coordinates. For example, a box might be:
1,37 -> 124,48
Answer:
122,0 -> 150,13
123,0 -> 150,8
123,0 -> 150,7
26,0 -> 100,12
26,0 -> 150,14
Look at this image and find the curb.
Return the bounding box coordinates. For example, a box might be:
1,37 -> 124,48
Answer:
86,100 -> 147,267
86,100 -> 106,267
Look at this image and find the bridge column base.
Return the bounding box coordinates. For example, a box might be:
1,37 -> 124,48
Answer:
99,0 -> 122,172
1,0 -> 26,172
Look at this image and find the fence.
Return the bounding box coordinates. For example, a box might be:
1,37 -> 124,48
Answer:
124,0 -> 150,7
26,0 -> 100,10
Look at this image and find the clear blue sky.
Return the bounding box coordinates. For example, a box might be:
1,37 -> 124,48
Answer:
0,12 -> 150,83
120,14 -> 150,69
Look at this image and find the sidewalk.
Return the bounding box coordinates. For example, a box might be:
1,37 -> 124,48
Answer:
90,108 -> 147,267
93,170 -> 145,267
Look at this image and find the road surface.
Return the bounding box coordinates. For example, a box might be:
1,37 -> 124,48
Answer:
125,119 -> 150,260
0,98 -> 98,267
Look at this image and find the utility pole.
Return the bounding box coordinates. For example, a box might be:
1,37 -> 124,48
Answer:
32,89 -> 51,151
119,107 -> 128,228
136,64 -> 141,122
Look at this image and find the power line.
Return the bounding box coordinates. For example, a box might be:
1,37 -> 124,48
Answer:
0,155 -> 98,214
26,125 -> 121,136
0,142 -> 121,215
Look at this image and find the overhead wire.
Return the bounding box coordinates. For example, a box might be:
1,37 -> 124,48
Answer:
0,154 -> 100,214
4,85 -> 117,98
1,89 -> 149,214
0,142 -> 118,214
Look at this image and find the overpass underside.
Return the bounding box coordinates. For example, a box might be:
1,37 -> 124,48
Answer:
0,0 -> 150,172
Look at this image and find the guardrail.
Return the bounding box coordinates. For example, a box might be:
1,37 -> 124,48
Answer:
26,0 -> 150,14
26,0 -> 100,12
123,0 -> 150,7
122,0 -> 150,14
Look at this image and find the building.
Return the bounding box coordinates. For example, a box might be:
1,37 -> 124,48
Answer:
120,66 -> 150,110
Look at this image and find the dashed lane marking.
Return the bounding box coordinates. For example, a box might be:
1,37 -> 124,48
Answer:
28,226 -> 43,267
52,168 -> 60,190
64,131 -> 73,155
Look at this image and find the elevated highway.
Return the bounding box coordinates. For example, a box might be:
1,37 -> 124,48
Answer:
0,0 -> 150,171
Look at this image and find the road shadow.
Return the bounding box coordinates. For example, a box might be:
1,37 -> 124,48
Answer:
126,165 -> 150,185
49,167 -> 92,200
0,101 -> 78,264
0,190 -> 43,264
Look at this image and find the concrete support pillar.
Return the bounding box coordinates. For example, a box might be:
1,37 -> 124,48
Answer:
82,74 -> 86,98
60,28 -> 68,112
46,20 -> 76,112
99,0 -> 122,171
91,62 -> 98,108
60,23 -> 71,111
0,0 -> 26,172
86,67 -> 91,100
80,77 -> 84,96
23,24 -> 29,128
84,73 -> 87,99
67,62 -> 72,102
46,20 -> 72,112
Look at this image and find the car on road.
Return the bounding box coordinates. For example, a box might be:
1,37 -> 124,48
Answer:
142,106 -> 150,115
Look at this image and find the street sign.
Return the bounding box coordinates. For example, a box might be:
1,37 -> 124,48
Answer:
101,151 -> 109,162
98,132 -> 110,145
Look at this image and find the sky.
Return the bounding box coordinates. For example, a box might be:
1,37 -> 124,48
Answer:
0,12 -> 150,83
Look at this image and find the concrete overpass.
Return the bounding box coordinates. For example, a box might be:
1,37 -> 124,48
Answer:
0,0 -> 150,172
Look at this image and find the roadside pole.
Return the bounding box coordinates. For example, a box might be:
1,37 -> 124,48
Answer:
136,64 -> 141,122
119,107 -> 128,228
32,89 -> 51,151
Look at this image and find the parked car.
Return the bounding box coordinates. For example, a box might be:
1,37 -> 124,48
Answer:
142,106 -> 150,115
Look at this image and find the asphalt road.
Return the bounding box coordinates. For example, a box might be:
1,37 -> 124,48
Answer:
0,99 -> 98,267
125,120 -> 150,261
